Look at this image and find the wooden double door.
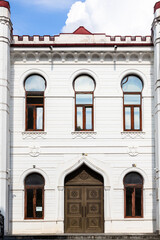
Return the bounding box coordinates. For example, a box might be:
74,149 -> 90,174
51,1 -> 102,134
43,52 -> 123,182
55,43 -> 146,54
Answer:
64,165 -> 104,233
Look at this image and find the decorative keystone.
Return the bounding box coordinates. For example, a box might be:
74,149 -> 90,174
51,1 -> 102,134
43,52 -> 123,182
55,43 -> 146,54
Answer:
154,1 -> 160,13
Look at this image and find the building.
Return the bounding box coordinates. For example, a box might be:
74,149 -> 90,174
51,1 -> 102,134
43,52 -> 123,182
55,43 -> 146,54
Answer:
0,0 -> 160,236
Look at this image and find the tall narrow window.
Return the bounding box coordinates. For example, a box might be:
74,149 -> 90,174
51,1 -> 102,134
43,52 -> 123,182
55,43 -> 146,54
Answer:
74,75 -> 95,131
24,75 -> 46,131
121,75 -> 143,131
124,172 -> 143,218
25,173 -> 44,219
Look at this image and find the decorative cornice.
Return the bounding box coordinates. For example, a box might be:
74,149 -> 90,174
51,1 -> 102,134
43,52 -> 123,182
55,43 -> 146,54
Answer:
121,131 -> 145,139
11,51 -> 153,64
71,131 -> 97,139
22,131 -> 47,139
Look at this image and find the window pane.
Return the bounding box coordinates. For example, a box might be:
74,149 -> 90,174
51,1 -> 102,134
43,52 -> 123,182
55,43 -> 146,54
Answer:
124,172 -> 143,184
27,97 -> 43,104
36,107 -> 43,130
122,76 -> 143,92
124,95 -> 140,105
25,173 -> 44,185
135,188 -> 142,216
27,106 -> 34,129
86,108 -> 92,130
27,189 -> 33,218
36,189 -> 43,218
25,75 -> 46,91
76,107 -> 83,130
126,187 -> 133,217
76,94 -> 92,104
125,107 -> 131,130
74,75 -> 95,91
134,107 -> 140,130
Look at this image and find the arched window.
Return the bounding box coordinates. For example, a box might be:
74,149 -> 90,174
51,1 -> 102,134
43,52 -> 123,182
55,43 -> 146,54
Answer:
124,172 -> 143,218
73,75 -> 95,131
24,75 -> 46,131
25,173 -> 44,219
121,75 -> 143,131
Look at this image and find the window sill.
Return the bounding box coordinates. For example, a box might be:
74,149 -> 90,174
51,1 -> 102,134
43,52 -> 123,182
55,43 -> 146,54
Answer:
22,131 -> 47,139
121,131 -> 145,139
71,131 -> 97,139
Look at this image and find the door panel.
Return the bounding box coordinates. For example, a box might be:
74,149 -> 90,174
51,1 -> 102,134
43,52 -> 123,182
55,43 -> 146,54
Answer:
85,186 -> 104,233
65,186 -> 104,233
65,186 -> 84,233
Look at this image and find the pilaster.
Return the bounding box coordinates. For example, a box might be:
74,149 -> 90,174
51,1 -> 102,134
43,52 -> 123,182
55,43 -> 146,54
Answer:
0,1 -> 11,235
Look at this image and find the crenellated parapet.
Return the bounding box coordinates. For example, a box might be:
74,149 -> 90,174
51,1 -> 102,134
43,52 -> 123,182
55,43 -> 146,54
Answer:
12,31 -> 152,46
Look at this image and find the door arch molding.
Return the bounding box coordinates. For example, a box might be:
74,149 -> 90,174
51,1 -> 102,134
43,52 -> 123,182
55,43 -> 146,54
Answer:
58,156 -> 110,188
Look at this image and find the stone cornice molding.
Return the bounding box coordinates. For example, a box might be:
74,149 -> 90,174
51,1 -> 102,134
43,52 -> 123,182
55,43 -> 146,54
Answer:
0,16 -> 12,29
11,50 -> 153,64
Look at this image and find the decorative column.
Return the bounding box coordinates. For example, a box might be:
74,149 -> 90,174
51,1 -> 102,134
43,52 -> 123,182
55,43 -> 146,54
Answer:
57,186 -> 64,232
153,1 -> 160,234
0,1 -> 11,234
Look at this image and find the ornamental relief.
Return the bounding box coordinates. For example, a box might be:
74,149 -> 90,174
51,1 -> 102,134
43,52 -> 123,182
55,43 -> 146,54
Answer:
29,145 -> 40,157
128,146 -> 139,157
11,51 -> 153,64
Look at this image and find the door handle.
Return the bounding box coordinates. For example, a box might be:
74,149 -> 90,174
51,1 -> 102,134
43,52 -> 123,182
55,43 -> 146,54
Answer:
85,206 -> 86,217
82,206 -> 83,217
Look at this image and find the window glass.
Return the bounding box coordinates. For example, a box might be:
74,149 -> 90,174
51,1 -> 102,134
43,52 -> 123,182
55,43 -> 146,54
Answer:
36,189 -> 43,218
36,107 -> 43,130
134,107 -> 140,130
76,107 -> 83,130
27,106 -> 34,130
76,94 -> 92,104
124,95 -> 141,105
27,189 -> 33,218
122,76 -> 143,92
125,107 -> 131,130
135,188 -> 142,216
25,75 -> 46,91
74,75 -> 95,92
25,173 -> 44,186
86,108 -> 92,130
126,187 -> 133,217
124,172 -> 143,185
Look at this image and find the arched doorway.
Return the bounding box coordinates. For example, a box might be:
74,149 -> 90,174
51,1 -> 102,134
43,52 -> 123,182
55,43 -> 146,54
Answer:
64,164 -> 104,233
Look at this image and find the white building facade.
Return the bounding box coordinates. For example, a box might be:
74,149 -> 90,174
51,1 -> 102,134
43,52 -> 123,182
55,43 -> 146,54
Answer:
1,0 -> 160,236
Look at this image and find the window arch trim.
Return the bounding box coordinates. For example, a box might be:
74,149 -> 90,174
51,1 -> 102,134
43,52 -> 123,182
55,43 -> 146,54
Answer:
73,75 -> 95,131
121,75 -> 143,131
24,74 -> 46,131
24,173 -> 44,220
124,172 -> 143,218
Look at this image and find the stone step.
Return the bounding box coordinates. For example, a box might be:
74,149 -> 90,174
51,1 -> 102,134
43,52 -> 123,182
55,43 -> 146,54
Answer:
3,234 -> 160,240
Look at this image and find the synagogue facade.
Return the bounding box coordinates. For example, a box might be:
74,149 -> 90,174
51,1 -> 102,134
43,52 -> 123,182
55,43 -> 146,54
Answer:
1,0 -> 160,236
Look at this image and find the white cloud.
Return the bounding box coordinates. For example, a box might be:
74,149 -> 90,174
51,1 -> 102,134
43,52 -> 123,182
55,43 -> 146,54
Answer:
14,0 -> 77,10
62,0 -> 157,35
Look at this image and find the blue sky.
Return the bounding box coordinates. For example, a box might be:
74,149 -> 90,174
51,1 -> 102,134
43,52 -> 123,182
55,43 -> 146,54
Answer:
10,0 -> 81,35
10,0 -> 157,36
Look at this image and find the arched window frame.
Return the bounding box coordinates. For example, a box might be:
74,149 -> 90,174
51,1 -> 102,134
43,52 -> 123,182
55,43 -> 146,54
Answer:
73,75 -> 95,131
24,74 -> 46,131
121,75 -> 143,131
124,172 -> 143,218
24,173 -> 45,219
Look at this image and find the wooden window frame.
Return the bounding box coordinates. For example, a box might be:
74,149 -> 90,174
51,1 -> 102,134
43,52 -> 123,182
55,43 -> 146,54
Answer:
123,92 -> 142,131
124,183 -> 143,218
25,91 -> 45,131
25,184 -> 44,220
75,91 -> 94,131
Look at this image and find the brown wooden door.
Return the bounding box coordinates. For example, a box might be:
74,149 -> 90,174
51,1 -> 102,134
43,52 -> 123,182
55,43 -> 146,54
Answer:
64,165 -> 104,233
65,185 -> 104,233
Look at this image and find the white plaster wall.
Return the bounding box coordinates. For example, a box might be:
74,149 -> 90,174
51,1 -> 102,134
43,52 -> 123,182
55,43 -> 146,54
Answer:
9,52 -> 156,234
